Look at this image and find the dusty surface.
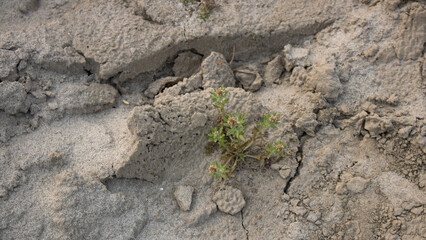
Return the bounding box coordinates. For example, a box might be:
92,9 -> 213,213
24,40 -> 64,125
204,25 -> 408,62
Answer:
0,0 -> 425,239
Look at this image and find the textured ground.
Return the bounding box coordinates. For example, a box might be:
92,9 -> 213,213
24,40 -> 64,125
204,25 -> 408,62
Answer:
0,0 -> 425,239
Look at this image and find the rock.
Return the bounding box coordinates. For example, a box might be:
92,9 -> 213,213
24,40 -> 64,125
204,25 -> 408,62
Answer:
283,44 -> 311,71
291,206 -> 308,217
249,73 -> 263,91
234,68 -> 263,92
51,171 -> 147,239
0,81 -> 28,115
307,211 -> 321,223
144,76 -> 182,98
279,167 -> 293,180
346,177 -> 369,194
18,0 -> 39,13
295,113 -> 318,136
180,71 -> 203,94
173,51 -> 202,77
364,115 -> 393,137
115,88 -> 262,181
398,126 -> 413,139
394,6 -> 426,60
174,185 -> 194,211
264,55 -> 284,86
201,52 -> 235,89
306,63 -> 342,102
212,186 -> 245,215
410,206 -> 423,215
0,49 -> 19,81
57,83 -> 118,115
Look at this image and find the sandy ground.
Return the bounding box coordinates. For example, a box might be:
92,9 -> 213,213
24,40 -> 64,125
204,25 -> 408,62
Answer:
0,0 -> 425,239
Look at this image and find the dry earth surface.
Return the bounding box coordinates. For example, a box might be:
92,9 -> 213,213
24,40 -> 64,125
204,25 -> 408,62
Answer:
0,0 -> 425,239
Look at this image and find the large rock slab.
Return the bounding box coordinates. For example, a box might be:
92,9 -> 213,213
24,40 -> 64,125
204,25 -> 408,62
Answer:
114,88 -> 263,181
0,0 -> 347,80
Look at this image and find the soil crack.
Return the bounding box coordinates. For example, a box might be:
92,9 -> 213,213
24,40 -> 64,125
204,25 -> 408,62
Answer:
283,133 -> 307,194
241,211 -> 249,240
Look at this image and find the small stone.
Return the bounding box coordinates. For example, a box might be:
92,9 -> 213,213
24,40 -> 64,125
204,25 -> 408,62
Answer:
174,185 -> 194,211
364,116 -> 393,137
249,73 -> 263,91
279,167 -> 292,180
290,199 -> 300,207
307,211 -> 321,223
201,52 -> 235,89
264,55 -> 283,86
281,193 -> 290,201
291,206 -> 308,217
295,113 -> 318,136
346,177 -> 369,194
306,63 -> 342,102
394,207 -> 403,216
212,186 -> 245,215
173,51 -> 202,78
270,163 -> 283,171
235,69 -> 263,92
398,126 -> 413,139
410,206 -> 423,215
144,77 -> 182,98
18,0 -> 39,13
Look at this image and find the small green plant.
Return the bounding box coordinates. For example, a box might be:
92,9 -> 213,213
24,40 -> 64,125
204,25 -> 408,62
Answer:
207,87 -> 286,180
181,0 -> 214,21
199,0 -> 210,21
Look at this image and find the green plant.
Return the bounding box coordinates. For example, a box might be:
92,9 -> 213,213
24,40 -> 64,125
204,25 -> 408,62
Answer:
199,0 -> 210,21
207,87 -> 286,180
180,0 -> 214,21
